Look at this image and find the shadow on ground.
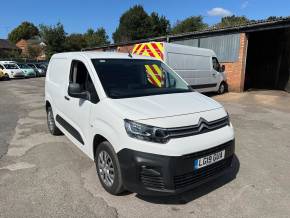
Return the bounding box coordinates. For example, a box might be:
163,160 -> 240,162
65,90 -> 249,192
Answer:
136,154 -> 240,205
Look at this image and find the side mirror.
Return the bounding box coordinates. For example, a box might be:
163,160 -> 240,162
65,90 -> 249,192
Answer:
68,83 -> 90,100
220,65 -> 225,72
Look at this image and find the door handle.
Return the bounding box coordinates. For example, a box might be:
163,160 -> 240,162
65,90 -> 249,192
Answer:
212,73 -> 216,77
64,96 -> 70,101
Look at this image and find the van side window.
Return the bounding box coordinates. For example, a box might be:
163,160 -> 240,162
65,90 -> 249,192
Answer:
69,60 -> 99,104
212,57 -> 220,72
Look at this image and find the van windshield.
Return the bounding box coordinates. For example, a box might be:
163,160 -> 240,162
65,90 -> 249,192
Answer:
91,59 -> 191,99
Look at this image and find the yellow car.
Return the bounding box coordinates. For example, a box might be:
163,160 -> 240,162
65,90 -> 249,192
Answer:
0,68 -> 9,80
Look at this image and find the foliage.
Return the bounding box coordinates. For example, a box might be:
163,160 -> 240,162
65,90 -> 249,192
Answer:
8,22 -> 39,43
65,34 -> 87,51
83,28 -> 110,48
0,50 -> 21,59
113,5 -> 151,43
267,16 -> 284,21
64,28 -> 110,51
215,15 -> 250,28
113,5 -> 170,43
171,16 -> 208,34
39,23 -> 66,58
149,12 -> 170,37
27,45 -> 42,59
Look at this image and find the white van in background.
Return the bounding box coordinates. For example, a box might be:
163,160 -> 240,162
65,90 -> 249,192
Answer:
132,42 -> 228,94
0,61 -> 25,79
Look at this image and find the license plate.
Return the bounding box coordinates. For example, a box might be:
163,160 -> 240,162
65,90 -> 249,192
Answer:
194,150 -> 225,169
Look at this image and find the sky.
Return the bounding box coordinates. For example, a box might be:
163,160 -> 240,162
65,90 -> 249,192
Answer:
0,0 -> 290,40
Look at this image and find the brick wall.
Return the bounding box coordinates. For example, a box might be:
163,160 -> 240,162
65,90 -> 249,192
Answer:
221,33 -> 248,92
16,39 -> 29,55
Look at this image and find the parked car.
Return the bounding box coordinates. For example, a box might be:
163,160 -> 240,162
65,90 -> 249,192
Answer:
0,61 -> 25,79
27,63 -> 46,77
45,52 -> 235,196
132,42 -> 228,94
0,68 -> 9,80
16,63 -> 36,78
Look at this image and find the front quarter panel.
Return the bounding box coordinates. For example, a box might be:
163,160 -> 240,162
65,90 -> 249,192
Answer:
88,100 -> 124,159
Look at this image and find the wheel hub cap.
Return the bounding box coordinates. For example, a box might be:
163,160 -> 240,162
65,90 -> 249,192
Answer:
98,151 -> 115,187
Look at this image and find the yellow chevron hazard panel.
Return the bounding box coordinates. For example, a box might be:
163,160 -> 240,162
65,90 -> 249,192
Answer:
144,64 -> 164,87
132,42 -> 164,60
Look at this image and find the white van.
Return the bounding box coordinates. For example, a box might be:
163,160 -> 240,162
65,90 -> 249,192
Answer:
0,61 -> 25,79
132,42 -> 227,94
45,52 -> 235,195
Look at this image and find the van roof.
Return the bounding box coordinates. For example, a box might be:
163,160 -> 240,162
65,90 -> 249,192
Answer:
51,51 -> 158,60
162,42 -> 216,57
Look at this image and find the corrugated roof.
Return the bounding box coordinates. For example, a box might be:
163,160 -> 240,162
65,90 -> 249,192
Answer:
83,16 -> 290,51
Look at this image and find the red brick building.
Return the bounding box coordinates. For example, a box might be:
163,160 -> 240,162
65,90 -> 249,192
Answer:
84,18 -> 290,92
16,37 -> 46,60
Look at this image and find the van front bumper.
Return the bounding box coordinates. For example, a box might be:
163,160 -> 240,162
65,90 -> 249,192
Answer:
117,140 -> 235,196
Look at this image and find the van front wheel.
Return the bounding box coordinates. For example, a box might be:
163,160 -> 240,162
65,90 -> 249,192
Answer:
95,141 -> 124,195
218,82 -> 227,94
46,107 -> 63,135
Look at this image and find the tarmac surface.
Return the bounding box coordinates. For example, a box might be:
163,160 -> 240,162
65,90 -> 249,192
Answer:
0,78 -> 289,218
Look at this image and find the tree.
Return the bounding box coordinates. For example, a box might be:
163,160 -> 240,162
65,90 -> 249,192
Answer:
0,50 -> 21,59
113,5 -> 152,43
171,16 -> 208,34
215,15 -> 250,28
65,34 -> 87,51
267,16 -> 283,21
39,23 -> 66,58
113,5 -> 170,43
27,45 -> 42,59
8,22 -> 39,43
149,12 -> 170,37
84,28 -> 110,48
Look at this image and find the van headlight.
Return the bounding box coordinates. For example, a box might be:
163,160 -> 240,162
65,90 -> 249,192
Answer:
124,119 -> 169,143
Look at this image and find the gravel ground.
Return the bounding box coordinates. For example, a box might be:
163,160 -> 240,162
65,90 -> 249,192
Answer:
0,78 -> 289,218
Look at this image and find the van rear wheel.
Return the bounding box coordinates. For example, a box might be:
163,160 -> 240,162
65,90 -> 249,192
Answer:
95,141 -> 124,195
46,107 -> 63,135
218,82 -> 227,94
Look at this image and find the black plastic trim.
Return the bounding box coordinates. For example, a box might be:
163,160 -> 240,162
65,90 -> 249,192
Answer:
56,115 -> 84,145
191,83 -> 217,89
165,116 -> 229,139
117,140 -> 235,196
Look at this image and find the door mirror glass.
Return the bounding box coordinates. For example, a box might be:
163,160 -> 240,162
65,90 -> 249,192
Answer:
220,65 -> 225,72
68,83 -> 90,100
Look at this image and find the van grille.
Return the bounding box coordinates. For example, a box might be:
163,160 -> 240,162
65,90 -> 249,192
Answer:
174,157 -> 232,189
166,116 -> 229,139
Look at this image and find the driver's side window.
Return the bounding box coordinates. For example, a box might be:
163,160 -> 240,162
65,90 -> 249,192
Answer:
212,57 -> 220,72
69,60 -> 99,103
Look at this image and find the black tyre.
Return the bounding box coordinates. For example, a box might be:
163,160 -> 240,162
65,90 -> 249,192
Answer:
218,82 -> 227,94
95,141 -> 124,195
46,106 -> 63,135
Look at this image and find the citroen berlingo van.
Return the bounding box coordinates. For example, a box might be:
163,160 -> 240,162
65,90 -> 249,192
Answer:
45,52 -> 235,196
